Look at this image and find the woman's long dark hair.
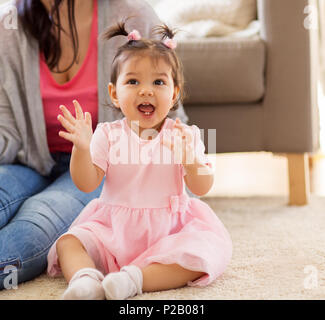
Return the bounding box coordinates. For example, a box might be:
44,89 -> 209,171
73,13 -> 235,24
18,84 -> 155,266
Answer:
16,0 -> 79,73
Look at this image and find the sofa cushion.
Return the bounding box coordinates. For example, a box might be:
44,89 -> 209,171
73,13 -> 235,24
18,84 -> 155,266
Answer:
154,0 -> 257,38
176,35 -> 265,104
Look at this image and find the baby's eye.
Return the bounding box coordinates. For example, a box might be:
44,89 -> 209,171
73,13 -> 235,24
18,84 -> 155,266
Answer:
127,79 -> 139,85
154,79 -> 165,85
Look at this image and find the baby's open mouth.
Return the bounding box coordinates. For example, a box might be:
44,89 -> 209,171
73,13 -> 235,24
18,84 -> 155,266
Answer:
137,103 -> 155,116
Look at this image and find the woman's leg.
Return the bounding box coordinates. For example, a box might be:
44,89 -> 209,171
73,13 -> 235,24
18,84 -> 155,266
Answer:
0,170 -> 104,290
141,263 -> 205,292
0,164 -> 50,229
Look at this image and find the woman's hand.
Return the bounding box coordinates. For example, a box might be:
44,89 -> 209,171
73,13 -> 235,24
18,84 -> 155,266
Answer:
57,100 -> 93,151
162,118 -> 197,167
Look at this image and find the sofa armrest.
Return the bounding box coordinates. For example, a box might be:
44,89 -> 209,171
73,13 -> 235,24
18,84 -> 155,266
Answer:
258,0 -> 319,152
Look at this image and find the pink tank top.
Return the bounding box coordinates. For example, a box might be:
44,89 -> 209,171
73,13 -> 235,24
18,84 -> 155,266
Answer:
40,0 -> 98,153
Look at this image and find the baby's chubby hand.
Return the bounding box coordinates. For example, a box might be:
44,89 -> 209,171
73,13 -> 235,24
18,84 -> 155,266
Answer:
57,100 -> 93,151
162,117 -> 196,166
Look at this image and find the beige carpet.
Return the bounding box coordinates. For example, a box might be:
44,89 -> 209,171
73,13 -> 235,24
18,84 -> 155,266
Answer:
1,195 -> 325,300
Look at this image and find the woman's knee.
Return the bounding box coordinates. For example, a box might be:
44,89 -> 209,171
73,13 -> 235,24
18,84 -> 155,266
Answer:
0,165 -> 50,228
0,164 -> 49,197
11,192 -> 79,242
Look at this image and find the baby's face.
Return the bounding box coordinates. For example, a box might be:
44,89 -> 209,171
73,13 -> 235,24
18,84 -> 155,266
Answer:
109,55 -> 179,135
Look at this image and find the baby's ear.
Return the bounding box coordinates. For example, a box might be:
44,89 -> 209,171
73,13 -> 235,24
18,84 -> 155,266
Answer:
173,86 -> 180,101
172,86 -> 180,105
108,83 -> 120,108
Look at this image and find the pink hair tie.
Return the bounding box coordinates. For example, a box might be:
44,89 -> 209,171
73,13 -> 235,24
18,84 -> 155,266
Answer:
127,29 -> 141,41
163,38 -> 177,50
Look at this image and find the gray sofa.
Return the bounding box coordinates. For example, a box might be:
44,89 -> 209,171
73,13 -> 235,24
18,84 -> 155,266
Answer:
176,0 -> 319,205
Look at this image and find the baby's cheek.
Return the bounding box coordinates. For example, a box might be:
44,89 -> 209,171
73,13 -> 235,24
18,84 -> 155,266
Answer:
161,92 -> 175,105
119,96 -> 132,109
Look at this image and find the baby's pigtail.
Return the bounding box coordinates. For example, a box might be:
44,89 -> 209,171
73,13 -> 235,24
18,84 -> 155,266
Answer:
100,19 -> 129,41
153,24 -> 178,50
153,23 -> 176,40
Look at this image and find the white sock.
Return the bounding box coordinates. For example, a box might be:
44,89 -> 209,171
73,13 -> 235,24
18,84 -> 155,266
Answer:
102,265 -> 143,300
62,268 -> 105,300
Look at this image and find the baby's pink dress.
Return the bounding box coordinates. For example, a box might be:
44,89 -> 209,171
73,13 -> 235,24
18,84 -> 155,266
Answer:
47,117 -> 232,286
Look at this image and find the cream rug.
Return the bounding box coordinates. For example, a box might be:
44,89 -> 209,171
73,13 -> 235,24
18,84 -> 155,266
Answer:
1,195 -> 325,300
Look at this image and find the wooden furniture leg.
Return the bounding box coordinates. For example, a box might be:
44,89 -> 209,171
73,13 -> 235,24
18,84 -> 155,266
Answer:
286,153 -> 310,206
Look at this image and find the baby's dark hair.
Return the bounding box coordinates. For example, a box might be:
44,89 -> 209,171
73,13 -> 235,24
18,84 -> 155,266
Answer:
101,19 -> 185,110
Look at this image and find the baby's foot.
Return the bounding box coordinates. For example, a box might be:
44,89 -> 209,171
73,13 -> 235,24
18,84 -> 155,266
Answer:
62,268 -> 105,300
102,265 -> 143,300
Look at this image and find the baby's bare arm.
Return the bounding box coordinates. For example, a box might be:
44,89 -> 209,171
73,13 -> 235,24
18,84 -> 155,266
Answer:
183,161 -> 214,196
70,146 -> 104,193
163,118 -> 214,196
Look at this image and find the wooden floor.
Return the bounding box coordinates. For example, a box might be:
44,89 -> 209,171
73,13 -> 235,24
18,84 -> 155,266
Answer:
204,152 -> 325,198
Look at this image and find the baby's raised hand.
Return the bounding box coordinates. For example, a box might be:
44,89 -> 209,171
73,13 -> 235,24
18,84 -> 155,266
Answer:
162,118 -> 196,166
57,100 -> 93,151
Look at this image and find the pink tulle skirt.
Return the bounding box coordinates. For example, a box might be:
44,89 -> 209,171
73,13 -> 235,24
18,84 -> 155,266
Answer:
47,196 -> 232,287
